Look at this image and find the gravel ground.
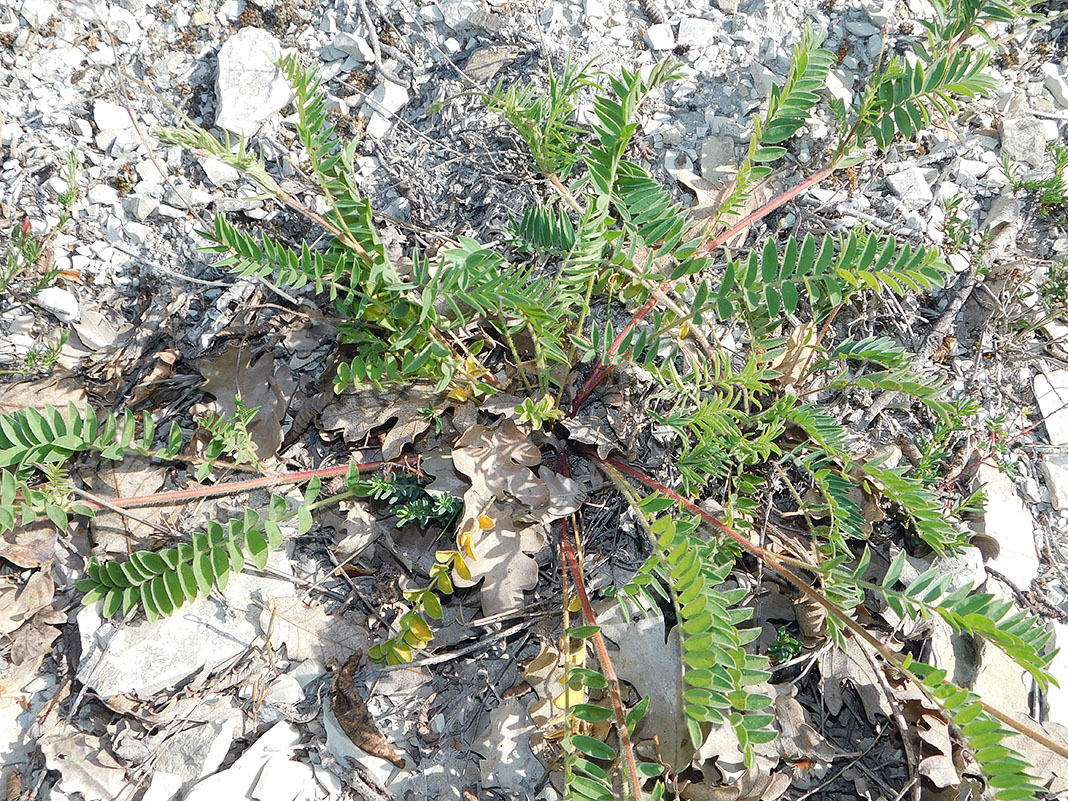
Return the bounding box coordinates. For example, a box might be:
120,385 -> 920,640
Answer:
3,0 -> 1068,799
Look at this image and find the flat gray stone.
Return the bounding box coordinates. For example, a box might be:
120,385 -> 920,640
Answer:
215,28 -> 291,137
1034,371 -> 1068,446
677,17 -> 718,49
333,32 -> 375,63
885,166 -> 933,207
76,550 -> 295,698
184,722 -> 301,801
154,717 -> 238,790
1041,452 -> 1068,510
1000,115 -> 1051,167
973,463 -> 1039,588
645,23 -> 675,51
94,99 -> 133,131
1042,62 -> 1068,109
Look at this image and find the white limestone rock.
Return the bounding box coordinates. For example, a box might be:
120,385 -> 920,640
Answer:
214,28 -> 291,137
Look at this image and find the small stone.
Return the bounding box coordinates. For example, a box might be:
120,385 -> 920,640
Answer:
845,19 -> 879,37
417,4 -> 443,22
713,0 -> 739,13
191,9 -> 211,25
154,718 -> 238,789
974,463 -> 1039,588
87,184 -> 120,205
165,185 -> 213,208
123,195 -> 159,221
438,0 -> 480,29
645,23 -> 675,51
35,287 -> 80,323
677,17 -> 718,49
700,136 -> 736,187
200,157 -> 239,186
142,772 -> 183,801
1000,115 -> 1053,167
107,5 -> 142,43
125,221 -> 151,244
93,99 -> 133,131
885,166 -> 933,208
1041,63 -> 1068,109
361,80 -> 408,139
956,158 -> 989,182
463,45 -> 518,84
1035,371 -> 1068,446
583,0 -> 606,17
749,63 -> 775,98
443,36 -> 461,55
214,28 -> 291,137
826,69 -> 853,105
333,32 -> 375,62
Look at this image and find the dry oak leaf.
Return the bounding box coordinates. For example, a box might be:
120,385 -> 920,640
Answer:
321,385 -> 443,460
333,650 -> 406,768
0,373 -> 87,414
452,510 -> 546,616
84,454 -> 167,554
1,519 -> 58,569
769,322 -> 817,387
817,636 -> 893,723
40,729 -> 128,801
451,420 -> 548,508
197,343 -> 287,459
0,571 -> 54,636
259,597 -> 369,665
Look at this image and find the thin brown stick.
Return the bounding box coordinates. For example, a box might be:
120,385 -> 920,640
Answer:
67,484 -> 173,536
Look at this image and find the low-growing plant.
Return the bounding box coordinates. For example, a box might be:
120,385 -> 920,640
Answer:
1006,138 -> 1068,220
4,0 -> 1066,798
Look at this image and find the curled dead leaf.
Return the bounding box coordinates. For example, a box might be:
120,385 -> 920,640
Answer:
333,650 -> 407,768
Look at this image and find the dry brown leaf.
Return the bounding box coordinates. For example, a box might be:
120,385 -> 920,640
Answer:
1,519 -> 58,568
8,607 -> 63,665
560,416 -> 620,459
84,455 -> 167,553
452,420 -> 548,508
818,636 -> 892,723
197,343 -> 287,459
0,374 -> 86,414
521,469 -> 586,525
321,386 -> 442,460
769,322 -> 816,387
39,729 -> 128,801
129,348 -> 178,405
599,603 -> 691,769
916,713 -> 959,788
0,571 -> 54,636
330,501 -> 386,561
452,510 -> 545,615
421,453 -> 468,500
332,650 -> 406,768
1006,717 -> 1068,796
260,597 -> 369,665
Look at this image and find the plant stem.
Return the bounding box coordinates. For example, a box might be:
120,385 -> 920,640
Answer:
77,461 -> 387,510
560,533 -> 645,801
591,452 -> 1068,763
570,166 -> 836,415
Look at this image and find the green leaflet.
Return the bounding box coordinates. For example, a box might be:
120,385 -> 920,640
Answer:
76,496 -> 297,620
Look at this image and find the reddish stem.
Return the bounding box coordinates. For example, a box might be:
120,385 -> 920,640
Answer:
559,532 -> 645,801
570,167 -> 834,416
594,452 -> 1068,762
79,461 -> 386,510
